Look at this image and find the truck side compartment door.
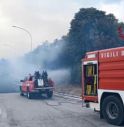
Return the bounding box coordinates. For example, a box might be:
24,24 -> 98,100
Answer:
83,61 -> 98,96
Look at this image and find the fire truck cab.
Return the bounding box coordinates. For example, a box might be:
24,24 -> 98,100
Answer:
82,47 -> 124,125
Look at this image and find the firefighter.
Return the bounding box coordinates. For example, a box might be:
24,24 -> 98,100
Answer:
34,71 -> 41,79
42,71 -> 48,86
34,71 -> 41,87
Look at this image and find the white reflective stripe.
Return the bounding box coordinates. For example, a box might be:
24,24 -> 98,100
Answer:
83,60 -> 98,65
98,89 -> 124,105
38,79 -> 44,86
87,54 -> 96,58
35,87 -> 54,90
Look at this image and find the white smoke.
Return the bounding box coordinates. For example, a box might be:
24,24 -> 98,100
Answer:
0,39 -> 70,92
48,69 -> 71,85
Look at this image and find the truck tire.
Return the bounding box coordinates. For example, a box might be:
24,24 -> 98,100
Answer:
47,90 -> 53,98
20,86 -> 24,96
20,92 -> 24,96
27,92 -> 32,99
102,95 -> 124,125
27,87 -> 32,99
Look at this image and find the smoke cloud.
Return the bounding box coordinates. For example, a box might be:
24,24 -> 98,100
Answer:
0,39 -> 70,93
48,69 -> 71,85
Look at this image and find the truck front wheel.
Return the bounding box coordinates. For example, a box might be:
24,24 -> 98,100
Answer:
102,95 -> 124,125
47,90 -> 53,98
20,86 -> 24,96
27,92 -> 32,99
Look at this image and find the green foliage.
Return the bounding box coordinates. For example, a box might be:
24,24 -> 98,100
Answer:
61,8 -> 123,84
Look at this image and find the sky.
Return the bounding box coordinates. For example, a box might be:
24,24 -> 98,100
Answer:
0,0 -> 124,58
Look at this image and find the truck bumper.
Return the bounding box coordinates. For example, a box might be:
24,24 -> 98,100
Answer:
30,87 -> 54,93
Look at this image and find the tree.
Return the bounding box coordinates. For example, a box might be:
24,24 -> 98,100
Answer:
63,8 -> 123,84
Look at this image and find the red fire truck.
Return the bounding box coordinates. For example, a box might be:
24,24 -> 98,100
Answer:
20,78 -> 54,99
82,47 -> 124,125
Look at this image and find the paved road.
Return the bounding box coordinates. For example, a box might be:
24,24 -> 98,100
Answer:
0,93 -> 117,127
